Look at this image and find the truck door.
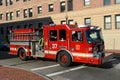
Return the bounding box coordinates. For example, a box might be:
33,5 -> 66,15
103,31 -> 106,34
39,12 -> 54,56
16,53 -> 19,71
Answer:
58,29 -> 69,50
70,31 -> 85,61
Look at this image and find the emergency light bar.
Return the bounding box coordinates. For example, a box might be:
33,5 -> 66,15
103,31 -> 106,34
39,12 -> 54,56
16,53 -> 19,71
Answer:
78,24 -> 101,30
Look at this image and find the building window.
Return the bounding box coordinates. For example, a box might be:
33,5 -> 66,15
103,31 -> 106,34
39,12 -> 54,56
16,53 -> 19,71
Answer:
23,0 -> 30,2
16,0 -> 19,2
16,10 -> 20,17
28,8 -> 32,17
10,0 -> 13,5
0,14 -> 3,20
67,0 -> 73,11
10,12 -> 13,20
61,20 -> 66,24
49,4 -> 53,12
60,1 -> 66,12
68,20 -> 74,24
104,16 -> 112,30
115,15 -> 120,29
115,0 -> 120,4
84,18 -> 91,25
38,6 -> 42,14
6,0 -> 9,6
0,0 -> 2,5
6,13 -> 9,21
104,0 -> 111,5
23,0 -> 26,2
84,0 -> 90,6
24,9 -> 28,18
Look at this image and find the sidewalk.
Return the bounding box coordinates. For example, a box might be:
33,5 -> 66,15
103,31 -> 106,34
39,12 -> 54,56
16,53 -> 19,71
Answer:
0,65 -> 51,80
105,50 -> 120,57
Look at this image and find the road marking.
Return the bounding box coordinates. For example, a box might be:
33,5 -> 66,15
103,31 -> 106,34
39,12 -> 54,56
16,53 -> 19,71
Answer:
31,64 -> 60,71
46,65 -> 87,77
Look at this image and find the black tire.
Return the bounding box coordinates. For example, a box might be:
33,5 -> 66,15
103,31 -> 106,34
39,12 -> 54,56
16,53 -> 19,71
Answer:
19,49 -> 28,61
57,51 -> 72,67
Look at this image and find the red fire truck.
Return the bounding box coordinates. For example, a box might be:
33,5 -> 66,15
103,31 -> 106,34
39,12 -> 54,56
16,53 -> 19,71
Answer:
9,24 -> 112,67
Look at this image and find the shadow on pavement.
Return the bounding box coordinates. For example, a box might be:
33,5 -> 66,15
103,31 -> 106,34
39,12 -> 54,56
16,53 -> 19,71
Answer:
0,51 -> 17,60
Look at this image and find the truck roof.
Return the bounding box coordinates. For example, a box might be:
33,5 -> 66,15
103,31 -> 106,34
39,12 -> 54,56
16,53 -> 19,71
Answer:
44,24 -> 90,31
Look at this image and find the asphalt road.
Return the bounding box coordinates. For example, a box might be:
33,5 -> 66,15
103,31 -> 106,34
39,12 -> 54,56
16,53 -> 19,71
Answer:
0,51 -> 120,80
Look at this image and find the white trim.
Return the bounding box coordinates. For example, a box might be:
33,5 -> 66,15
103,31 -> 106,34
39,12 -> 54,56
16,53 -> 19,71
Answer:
44,50 -> 93,58
45,50 -> 57,54
10,47 -> 32,53
72,52 -> 93,58
10,48 -> 17,51
25,49 -> 32,53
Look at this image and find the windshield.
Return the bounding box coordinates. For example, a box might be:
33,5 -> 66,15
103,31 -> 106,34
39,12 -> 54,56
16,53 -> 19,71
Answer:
85,30 -> 103,43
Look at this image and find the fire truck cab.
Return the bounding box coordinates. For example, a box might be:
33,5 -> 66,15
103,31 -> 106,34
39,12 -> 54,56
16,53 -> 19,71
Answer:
10,24 -> 112,67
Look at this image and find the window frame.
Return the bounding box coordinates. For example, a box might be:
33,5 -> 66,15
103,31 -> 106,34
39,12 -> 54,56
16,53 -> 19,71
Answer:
67,0 -> 73,11
60,1 -> 66,12
6,13 -> 9,21
115,15 -> 120,29
104,16 -> 112,30
24,9 -> 28,18
0,14 -> 3,20
61,20 -> 66,24
104,0 -> 111,5
115,0 -> 120,4
84,18 -> 91,25
0,0 -> 2,5
38,6 -> 42,14
23,0 -> 27,2
28,8 -> 32,17
10,0 -> 13,5
10,12 -> 13,20
6,0 -> 9,6
16,10 -> 20,17
68,19 -> 74,24
49,4 -> 54,12
84,0 -> 90,6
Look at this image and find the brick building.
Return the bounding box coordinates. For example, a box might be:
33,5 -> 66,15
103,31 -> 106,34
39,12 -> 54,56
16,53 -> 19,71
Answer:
0,0 -> 120,52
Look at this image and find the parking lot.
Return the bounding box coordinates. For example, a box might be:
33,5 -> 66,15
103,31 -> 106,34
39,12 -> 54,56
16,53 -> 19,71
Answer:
0,51 -> 120,80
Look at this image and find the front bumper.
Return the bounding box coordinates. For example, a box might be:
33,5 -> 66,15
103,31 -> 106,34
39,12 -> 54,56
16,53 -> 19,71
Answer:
87,53 -> 113,65
102,53 -> 113,64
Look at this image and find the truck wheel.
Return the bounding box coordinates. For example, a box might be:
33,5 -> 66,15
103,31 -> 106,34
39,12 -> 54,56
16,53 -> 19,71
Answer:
19,49 -> 28,61
57,52 -> 72,67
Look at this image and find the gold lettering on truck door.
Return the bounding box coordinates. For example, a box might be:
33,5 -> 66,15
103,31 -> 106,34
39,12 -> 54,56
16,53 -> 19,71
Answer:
76,45 -> 80,50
